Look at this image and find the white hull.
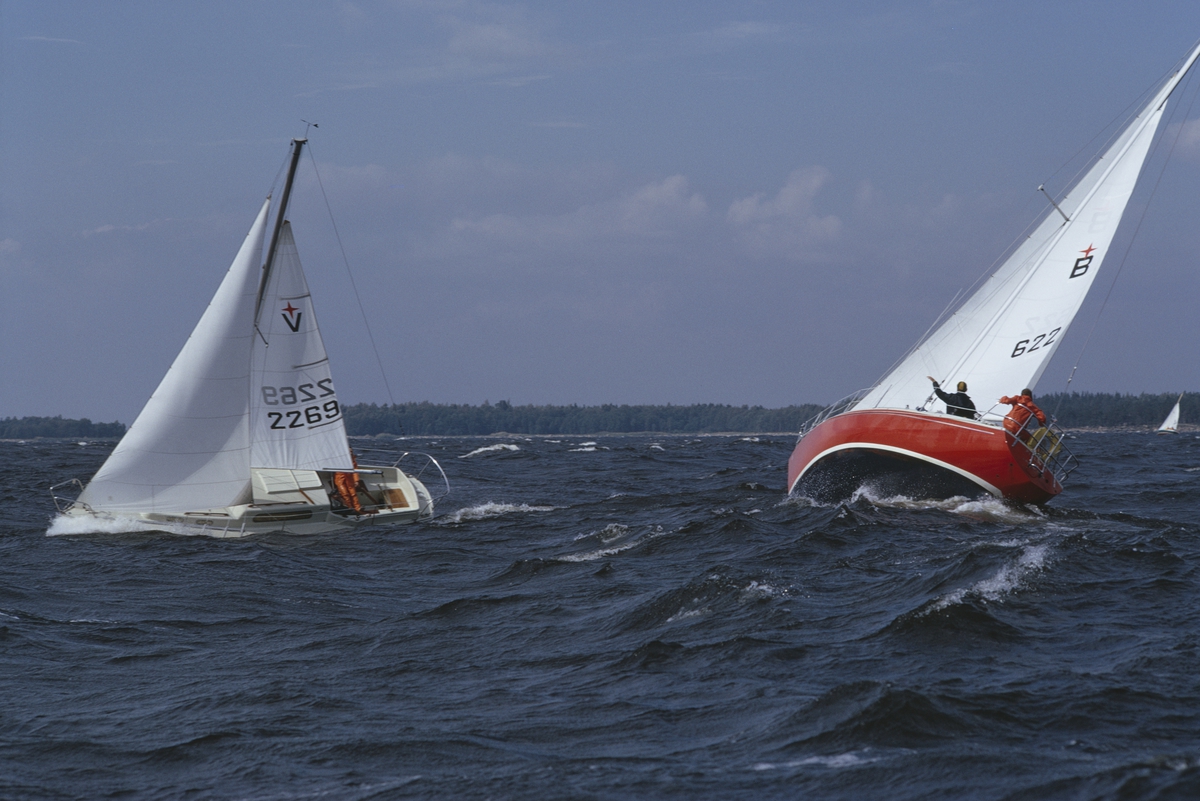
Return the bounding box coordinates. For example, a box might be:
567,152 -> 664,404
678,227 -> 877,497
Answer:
56,463 -> 433,537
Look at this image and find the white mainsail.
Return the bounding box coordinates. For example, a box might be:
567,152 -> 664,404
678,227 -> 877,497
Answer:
249,222 -> 353,471
77,200 -> 271,514
854,43 -> 1200,420
1157,394 -> 1183,433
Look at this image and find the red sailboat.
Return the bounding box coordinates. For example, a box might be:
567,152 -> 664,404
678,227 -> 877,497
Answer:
789,40 -> 1200,504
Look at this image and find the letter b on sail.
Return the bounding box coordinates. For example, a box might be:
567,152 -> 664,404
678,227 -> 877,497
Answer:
1070,245 -> 1096,279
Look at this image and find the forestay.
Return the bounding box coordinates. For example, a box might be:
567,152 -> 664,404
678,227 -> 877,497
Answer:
853,42 -> 1200,420
77,201 -> 271,514
249,223 -> 353,472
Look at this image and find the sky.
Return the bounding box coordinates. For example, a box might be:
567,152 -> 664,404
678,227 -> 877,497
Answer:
5,1 -> 1200,424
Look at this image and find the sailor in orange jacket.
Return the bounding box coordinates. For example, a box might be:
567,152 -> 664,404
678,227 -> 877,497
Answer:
333,450 -> 363,513
999,388 -> 1046,437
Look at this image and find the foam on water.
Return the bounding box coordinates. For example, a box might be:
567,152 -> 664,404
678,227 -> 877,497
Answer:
46,513 -> 251,538
435,502 -> 557,524
930,543 -> 1050,611
850,485 -> 1041,523
559,523 -> 665,562
47,514 -> 171,537
754,750 -> 883,770
459,443 -> 520,459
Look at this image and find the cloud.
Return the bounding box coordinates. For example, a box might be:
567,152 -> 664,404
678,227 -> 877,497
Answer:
445,174 -> 708,254
677,20 -> 789,56
486,73 -> 550,87
301,1 -> 577,92
80,221 -> 159,237
20,36 -> 84,45
726,167 -> 841,258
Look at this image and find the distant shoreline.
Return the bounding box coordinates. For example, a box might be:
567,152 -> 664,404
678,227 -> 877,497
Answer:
4,392 -> 1192,439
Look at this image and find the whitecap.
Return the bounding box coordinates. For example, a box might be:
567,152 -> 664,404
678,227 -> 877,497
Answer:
740,580 -> 781,600
754,750 -> 881,771
568,447 -> 597,452
849,486 -> 1040,523
930,543 -> 1050,611
666,607 -> 707,623
559,524 -> 665,562
557,542 -> 639,562
791,751 -> 881,768
47,514 -> 156,536
434,502 -> 556,524
46,514 -> 248,538
650,444 -> 665,451
458,443 -> 520,459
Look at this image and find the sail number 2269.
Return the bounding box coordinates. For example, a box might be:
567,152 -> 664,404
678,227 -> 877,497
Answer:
1011,327 -> 1061,358
261,381 -> 341,429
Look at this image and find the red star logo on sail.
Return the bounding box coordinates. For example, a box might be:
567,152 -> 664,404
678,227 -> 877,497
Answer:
282,302 -> 298,317
1080,244 -> 1096,257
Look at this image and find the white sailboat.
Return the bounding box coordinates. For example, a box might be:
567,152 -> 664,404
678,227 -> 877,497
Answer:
789,40 -> 1200,503
1157,393 -> 1183,434
52,138 -> 443,536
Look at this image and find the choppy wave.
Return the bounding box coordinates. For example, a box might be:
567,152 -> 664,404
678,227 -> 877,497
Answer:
47,513 -> 172,537
434,501 -> 557,524
459,443 -> 520,458
929,543 -> 1051,611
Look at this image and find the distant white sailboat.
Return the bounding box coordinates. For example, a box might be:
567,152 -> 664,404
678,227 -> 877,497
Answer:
1157,393 -> 1183,434
788,39 -> 1200,503
52,138 -> 444,536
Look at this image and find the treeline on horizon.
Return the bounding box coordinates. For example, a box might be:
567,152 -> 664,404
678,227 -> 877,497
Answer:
1036,392 -> 1192,428
343,392 -> 1193,435
0,416 -> 126,439
3,393 -> 1191,439
343,401 -> 826,436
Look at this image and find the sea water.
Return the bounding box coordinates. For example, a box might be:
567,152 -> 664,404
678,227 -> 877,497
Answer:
3,432 -> 1200,799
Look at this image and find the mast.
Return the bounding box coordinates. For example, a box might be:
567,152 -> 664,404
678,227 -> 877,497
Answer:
255,138 -> 307,321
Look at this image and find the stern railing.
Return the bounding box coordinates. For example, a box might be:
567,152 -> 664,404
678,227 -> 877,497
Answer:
49,478 -> 93,515
996,407 -> 1078,487
395,452 -> 451,501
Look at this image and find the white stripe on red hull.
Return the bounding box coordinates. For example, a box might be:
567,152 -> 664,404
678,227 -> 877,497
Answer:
787,409 -> 1062,504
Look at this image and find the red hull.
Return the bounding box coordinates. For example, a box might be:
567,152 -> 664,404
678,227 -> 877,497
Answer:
787,409 -> 1062,504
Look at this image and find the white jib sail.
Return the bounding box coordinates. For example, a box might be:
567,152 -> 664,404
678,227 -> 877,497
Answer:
1158,395 -> 1182,432
249,222 -> 353,472
854,42 -> 1200,421
77,200 -> 272,514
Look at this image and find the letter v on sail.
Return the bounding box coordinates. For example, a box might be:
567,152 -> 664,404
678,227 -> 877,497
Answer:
788,39 -> 1200,505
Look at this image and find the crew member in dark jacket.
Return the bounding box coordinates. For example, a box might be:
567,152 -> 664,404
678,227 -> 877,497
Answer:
927,376 -> 976,419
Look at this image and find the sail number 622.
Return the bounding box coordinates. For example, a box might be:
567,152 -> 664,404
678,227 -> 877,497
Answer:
1011,327 -> 1061,358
